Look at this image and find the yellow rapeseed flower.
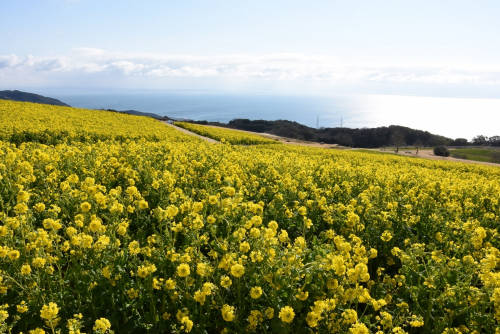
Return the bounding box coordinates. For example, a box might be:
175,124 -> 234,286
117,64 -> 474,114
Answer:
80,202 -> 91,212
20,264 -> 31,275
220,276 -> 232,288
250,286 -> 262,299
381,231 -> 392,242
221,304 -> 235,322
230,264 -> 245,278
93,318 -> 111,332
279,306 -> 295,323
40,302 -> 59,322
177,263 -> 190,277
8,250 -> 20,261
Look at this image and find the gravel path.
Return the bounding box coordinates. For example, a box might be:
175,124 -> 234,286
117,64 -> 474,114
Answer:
163,122 -> 498,168
162,122 -> 219,144
202,124 -> 342,148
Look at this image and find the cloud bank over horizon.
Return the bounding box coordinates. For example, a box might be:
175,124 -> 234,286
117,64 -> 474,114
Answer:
2,48 -> 500,97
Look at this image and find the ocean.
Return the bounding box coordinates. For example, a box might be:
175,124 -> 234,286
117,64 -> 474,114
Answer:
51,91 -> 500,140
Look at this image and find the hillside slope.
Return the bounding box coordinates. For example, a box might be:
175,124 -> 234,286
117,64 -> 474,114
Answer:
0,100 -> 195,143
0,90 -> 70,106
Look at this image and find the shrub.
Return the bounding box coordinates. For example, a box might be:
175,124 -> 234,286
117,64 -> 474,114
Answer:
434,145 -> 450,157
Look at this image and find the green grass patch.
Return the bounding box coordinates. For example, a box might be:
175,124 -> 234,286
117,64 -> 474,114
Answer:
451,148 -> 500,163
356,149 -> 397,156
453,148 -> 492,156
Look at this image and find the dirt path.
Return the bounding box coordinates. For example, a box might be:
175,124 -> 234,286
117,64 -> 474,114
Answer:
369,149 -> 500,167
203,124 -> 343,149
164,122 -> 498,167
162,122 -> 219,144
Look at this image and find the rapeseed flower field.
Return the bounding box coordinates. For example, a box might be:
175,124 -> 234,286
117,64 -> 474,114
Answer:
0,100 -> 195,144
0,101 -> 500,334
175,122 -> 280,145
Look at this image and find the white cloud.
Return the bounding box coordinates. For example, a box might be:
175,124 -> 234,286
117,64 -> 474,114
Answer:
0,54 -> 66,72
1,49 -> 500,91
0,54 -> 20,68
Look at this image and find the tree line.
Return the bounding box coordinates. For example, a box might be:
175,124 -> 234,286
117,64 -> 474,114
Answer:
188,119 -> 453,148
455,135 -> 500,147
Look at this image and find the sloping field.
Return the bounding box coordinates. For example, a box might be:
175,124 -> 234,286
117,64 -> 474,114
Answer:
0,100 -> 196,144
0,101 -> 500,333
175,122 -> 281,145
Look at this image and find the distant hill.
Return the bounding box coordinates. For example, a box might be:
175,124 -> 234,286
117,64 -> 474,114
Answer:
189,119 -> 453,148
0,90 -> 70,107
0,90 -> 166,120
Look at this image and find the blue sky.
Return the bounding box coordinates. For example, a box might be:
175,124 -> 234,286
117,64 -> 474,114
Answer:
2,0 -> 500,97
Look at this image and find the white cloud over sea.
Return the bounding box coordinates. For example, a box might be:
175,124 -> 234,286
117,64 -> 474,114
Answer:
2,48 -> 500,94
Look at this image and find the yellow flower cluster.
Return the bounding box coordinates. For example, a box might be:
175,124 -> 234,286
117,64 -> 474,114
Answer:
175,122 -> 281,145
93,318 -> 112,333
0,102 -> 500,333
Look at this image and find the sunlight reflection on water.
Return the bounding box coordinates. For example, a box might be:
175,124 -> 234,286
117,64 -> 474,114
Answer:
56,92 -> 500,140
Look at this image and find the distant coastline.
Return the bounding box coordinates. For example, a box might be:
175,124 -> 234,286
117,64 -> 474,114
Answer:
3,90 -> 499,147
0,90 -> 168,120
1,90 -> 454,148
